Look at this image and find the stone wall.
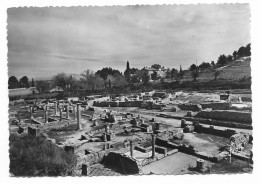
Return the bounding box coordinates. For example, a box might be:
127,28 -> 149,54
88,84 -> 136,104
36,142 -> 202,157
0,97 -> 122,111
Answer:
178,104 -> 202,111
76,150 -> 109,167
194,124 -> 236,138
93,101 -> 143,107
195,110 -> 252,124
102,152 -> 141,175
200,102 -> 230,110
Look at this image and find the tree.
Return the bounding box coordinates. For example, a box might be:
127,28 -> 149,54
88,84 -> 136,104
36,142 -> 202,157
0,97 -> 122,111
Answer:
199,62 -> 211,70
189,64 -> 197,71
175,65 -> 184,82
31,78 -> 35,87
8,76 -> 19,89
211,61 -> 215,66
36,80 -> 50,93
19,76 -> 29,88
170,68 -> 178,78
96,67 -> 122,80
142,72 -> 150,84
113,75 -> 128,87
108,79 -> 111,88
237,46 -> 247,57
233,51 -> 238,60
81,70 -> 104,91
151,71 -> 158,80
214,70 -> 221,81
124,61 -> 131,82
151,64 -> 161,69
245,43 -> 251,56
91,75 -> 104,90
53,73 -> 71,91
217,55 -> 228,66
190,68 -> 199,82
131,74 -> 140,83
227,55 -> 233,62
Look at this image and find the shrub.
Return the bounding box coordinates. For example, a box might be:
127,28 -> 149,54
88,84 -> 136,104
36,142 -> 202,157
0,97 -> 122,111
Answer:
9,134 -> 76,176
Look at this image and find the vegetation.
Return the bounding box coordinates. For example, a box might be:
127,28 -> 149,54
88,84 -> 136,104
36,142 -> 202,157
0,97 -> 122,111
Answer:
8,76 -> 30,89
214,70 -> 221,81
36,80 -> 51,93
9,133 -> 76,176
96,67 -> 121,80
9,43 -> 251,97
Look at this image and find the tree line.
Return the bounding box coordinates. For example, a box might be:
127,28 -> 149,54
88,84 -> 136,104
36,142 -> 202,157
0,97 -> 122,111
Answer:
8,76 -> 34,89
9,43 -> 250,93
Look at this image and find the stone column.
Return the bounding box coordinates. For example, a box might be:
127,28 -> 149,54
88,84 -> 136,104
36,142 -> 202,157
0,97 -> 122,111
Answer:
54,101 -> 57,116
44,106 -> 48,123
105,125 -> 109,133
130,140 -> 134,158
151,134 -> 156,158
77,103 -> 82,130
65,104 -> 69,118
103,133 -> 107,142
30,106 -> 33,119
73,105 -> 76,120
59,107 -> 63,121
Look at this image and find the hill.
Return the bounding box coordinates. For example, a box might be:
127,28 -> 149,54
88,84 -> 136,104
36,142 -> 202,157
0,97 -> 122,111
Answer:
181,56 -> 251,82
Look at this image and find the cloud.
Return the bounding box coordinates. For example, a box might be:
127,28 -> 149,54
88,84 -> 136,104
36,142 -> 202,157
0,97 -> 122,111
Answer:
7,4 -> 250,79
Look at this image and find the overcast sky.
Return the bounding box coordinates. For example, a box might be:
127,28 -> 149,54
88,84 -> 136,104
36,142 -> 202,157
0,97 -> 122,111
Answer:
7,4 -> 250,80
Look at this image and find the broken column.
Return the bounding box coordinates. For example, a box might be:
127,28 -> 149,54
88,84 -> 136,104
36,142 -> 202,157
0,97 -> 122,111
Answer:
82,164 -> 90,176
92,121 -> 99,127
196,159 -> 205,170
151,134 -> 156,158
181,119 -> 186,128
77,103 -> 82,130
102,133 -> 107,142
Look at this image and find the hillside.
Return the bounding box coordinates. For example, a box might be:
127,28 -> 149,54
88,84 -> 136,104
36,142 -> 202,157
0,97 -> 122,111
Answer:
182,56 -> 251,82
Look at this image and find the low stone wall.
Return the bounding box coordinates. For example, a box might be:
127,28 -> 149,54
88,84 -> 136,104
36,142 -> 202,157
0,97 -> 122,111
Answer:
195,110 -> 252,124
241,97 -> 252,102
76,150 -> 109,167
119,101 -> 143,107
194,124 -> 236,138
93,101 -> 143,107
178,104 -> 202,111
200,102 -> 230,110
102,152 -> 141,175
155,138 -> 179,149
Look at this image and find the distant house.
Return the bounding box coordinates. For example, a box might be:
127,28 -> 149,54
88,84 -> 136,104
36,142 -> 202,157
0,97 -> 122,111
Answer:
143,66 -> 167,79
49,86 -> 63,93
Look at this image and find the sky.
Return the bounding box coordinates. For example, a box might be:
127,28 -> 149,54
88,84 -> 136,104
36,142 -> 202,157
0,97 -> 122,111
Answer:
7,4 -> 250,80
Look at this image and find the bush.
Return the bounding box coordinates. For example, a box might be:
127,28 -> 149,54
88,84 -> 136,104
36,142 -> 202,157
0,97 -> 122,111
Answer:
9,134 -> 76,176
